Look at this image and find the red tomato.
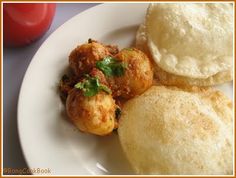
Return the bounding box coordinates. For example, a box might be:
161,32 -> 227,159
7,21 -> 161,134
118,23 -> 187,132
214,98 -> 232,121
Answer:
3,3 -> 56,47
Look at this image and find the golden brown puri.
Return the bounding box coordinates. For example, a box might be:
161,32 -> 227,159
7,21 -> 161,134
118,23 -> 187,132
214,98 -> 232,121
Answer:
108,48 -> 153,99
66,89 -> 117,136
146,3 -> 233,79
135,36 -> 232,87
135,18 -> 233,86
118,86 -> 232,175
69,40 -> 118,77
154,65 -> 233,87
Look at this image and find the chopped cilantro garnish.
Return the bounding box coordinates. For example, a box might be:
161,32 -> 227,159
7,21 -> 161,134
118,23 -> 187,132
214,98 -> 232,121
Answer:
96,56 -> 127,77
74,75 -> 111,97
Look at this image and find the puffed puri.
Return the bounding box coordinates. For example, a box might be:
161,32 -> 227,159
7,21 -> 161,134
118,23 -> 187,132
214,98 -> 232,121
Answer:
118,86 -> 233,175
144,3 -> 233,81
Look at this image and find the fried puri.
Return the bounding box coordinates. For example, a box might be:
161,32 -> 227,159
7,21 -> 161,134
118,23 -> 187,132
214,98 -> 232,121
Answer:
118,86 -> 233,175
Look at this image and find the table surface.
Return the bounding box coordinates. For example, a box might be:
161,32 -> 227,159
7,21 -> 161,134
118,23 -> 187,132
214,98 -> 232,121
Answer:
3,3 -> 99,172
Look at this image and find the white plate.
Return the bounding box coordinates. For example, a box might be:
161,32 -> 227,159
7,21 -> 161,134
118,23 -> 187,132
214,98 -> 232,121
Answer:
17,3 -> 233,175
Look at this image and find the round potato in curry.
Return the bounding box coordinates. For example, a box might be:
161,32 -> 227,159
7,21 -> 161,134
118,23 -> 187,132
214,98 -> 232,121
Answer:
66,89 -> 117,136
69,41 -> 110,77
109,48 -> 153,99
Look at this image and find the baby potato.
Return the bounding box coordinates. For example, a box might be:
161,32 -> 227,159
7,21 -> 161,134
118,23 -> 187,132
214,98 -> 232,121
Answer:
66,89 -> 117,136
110,48 -> 153,99
69,41 -> 110,77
